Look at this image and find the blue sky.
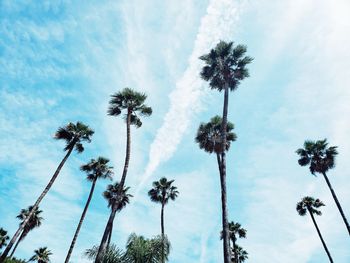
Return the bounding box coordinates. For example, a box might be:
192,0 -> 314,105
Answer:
1,0 -> 350,262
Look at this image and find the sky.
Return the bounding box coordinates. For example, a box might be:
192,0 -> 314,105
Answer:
1,0 -> 350,262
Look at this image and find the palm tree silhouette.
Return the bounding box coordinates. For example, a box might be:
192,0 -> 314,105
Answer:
200,41 -> 252,263
0,122 -> 93,262
64,157 -> 114,263
95,88 -> 152,262
296,196 -> 333,262
297,139 -> 350,235
29,247 -> 52,263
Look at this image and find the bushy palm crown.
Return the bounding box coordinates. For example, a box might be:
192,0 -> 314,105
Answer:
232,245 -> 248,263
296,139 -> 338,175
124,233 -> 170,263
85,244 -> 124,263
54,122 -> 94,153
81,157 -> 114,182
296,196 -> 325,216
108,88 -> 152,128
200,41 -> 253,91
221,221 -> 246,242
0,228 -> 9,249
148,178 -> 179,205
17,206 -> 43,239
29,247 -> 52,263
195,116 -> 236,154
103,182 -> 133,211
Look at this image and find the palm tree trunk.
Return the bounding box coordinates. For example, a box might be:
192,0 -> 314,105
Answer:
95,207 -> 118,263
64,178 -> 97,263
322,172 -> 350,235
161,203 -> 165,263
95,111 -> 132,262
8,230 -> 25,259
106,222 -> 113,249
220,82 -> 231,263
308,209 -> 333,262
0,145 -> 75,263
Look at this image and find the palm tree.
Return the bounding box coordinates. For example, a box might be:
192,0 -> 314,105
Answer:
296,139 -> 350,235
0,122 -> 93,262
95,88 -> 152,263
220,221 -> 246,263
85,244 -> 124,263
9,206 -> 43,258
0,229 -> 9,250
124,233 -> 170,263
296,196 -> 333,262
3,257 -> 26,263
232,245 -> 248,263
29,247 -> 52,263
148,177 -> 178,263
64,157 -> 114,263
200,41 -> 252,263
95,182 -> 132,262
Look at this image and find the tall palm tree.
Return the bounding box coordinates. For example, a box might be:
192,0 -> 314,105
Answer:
232,245 -> 248,263
200,41 -> 252,263
64,157 -> 114,263
148,177 -> 178,263
29,247 -> 52,263
0,122 -> 93,262
296,139 -> 350,235
95,88 -> 152,263
220,221 -> 246,263
296,196 -> 333,262
9,206 -> 43,258
0,229 -> 9,250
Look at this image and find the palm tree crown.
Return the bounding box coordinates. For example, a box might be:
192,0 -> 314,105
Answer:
54,121 -> 94,153
17,206 -> 43,239
148,178 -> 179,205
296,139 -> 338,175
232,245 -> 248,263
107,88 -> 152,128
296,196 -> 325,216
0,228 -> 9,249
81,157 -> 114,182
221,221 -> 247,242
199,41 -> 253,92
195,116 -> 236,154
29,247 -> 52,263
103,182 -> 133,211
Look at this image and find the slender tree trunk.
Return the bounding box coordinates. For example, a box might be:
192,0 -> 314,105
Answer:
220,82 -> 231,263
64,178 -> 97,263
9,230 -> 25,259
0,145 -> 75,262
95,111 -> 132,262
106,222 -> 113,249
322,172 -> 350,235
308,209 -> 333,262
95,207 -> 118,263
161,203 -> 165,263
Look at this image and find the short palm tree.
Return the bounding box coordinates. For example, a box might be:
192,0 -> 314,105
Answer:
29,247 -> 52,263
148,177 -> 178,263
232,245 -> 248,263
296,196 -> 333,262
220,221 -> 246,263
200,41 -> 252,263
95,182 -> 132,262
64,157 -> 114,263
9,206 -> 43,258
0,122 -> 93,262
0,228 -> 9,250
95,88 -> 152,263
297,139 -> 350,235
85,244 -> 124,263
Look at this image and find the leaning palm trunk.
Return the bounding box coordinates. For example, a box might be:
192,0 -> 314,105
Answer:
64,178 -> 97,263
322,172 -> 350,235
308,208 -> 333,262
220,83 -> 231,263
95,112 -> 131,263
161,202 -> 165,263
0,145 -> 75,262
8,230 -> 25,259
